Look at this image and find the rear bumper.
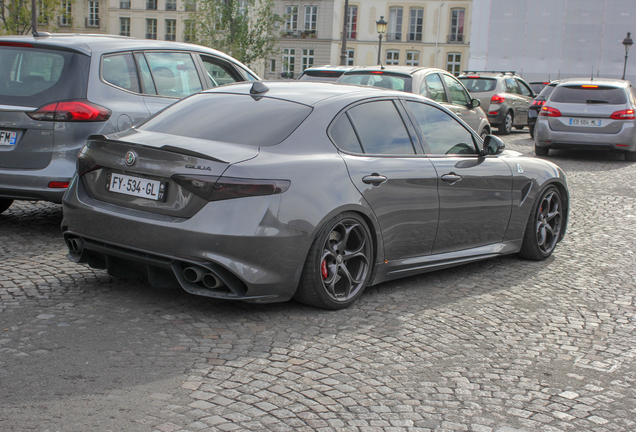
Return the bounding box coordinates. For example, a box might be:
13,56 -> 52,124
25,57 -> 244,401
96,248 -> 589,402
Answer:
61,177 -> 313,303
0,156 -> 76,203
535,119 -> 636,151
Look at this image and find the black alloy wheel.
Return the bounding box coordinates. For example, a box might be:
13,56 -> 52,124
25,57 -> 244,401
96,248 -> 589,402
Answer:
518,186 -> 563,260
295,212 -> 373,309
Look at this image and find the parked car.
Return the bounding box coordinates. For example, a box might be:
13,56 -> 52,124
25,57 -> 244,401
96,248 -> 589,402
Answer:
62,81 -> 569,310
337,66 -> 491,139
528,80 -> 561,138
0,34 -> 259,215
458,71 -> 536,135
534,78 -> 636,160
297,65 -> 356,82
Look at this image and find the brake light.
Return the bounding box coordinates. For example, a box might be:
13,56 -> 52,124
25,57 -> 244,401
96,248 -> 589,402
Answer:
0,42 -> 33,47
610,109 -> 635,120
491,94 -> 506,104
172,174 -> 290,201
582,85 -> 598,88
467,75 -> 480,78
28,101 -> 111,122
531,99 -> 546,106
540,106 -> 562,117
370,71 -> 384,74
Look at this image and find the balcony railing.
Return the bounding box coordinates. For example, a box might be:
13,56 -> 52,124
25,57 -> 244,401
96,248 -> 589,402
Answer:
447,33 -> 464,43
146,33 -> 157,40
165,34 -> 176,41
120,1 -> 130,8
301,30 -> 316,38
85,17 -> 100,28
165,1 -> 176,10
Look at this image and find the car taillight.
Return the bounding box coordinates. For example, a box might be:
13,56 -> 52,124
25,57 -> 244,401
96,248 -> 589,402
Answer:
491,94 -> 506,104
76,145 -> 101,176
610,109 -> 635,120
531,100 -> 546,106
539,106 -> 562,117
172,175 -> 291,201
28,100 -> 111,122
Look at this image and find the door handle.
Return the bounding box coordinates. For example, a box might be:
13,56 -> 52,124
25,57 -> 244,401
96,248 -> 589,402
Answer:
441,173 -> 462,184
362,174 -> 387,186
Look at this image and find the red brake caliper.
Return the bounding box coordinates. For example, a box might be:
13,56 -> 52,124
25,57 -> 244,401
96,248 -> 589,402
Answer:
321,259 -> 328,280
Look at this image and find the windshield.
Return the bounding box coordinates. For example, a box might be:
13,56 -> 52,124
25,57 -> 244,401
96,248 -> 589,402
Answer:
140,93 -> 313,146
550,85 -> 627,104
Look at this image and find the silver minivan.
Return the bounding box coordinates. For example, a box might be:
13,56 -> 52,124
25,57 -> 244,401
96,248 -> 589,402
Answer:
0,34 -> 259,214
534,78 -> 636,160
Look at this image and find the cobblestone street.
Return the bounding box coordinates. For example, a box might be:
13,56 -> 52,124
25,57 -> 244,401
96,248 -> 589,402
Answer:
1,132 -> 635,432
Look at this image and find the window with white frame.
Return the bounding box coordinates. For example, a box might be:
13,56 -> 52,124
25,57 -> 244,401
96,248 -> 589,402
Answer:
146,18 -> 157,39
347,48 -> 355,66
304,5 -> 317,36
347,5 -> 357,39
285,5 -> 298,33
59,0 -> 71,26
119,17 -> 130,36
165,19 -> 176,41
408,8 -> 423,42
449,9 -> 465,42
301,48 -> 314,71
282,48 -> 296,77
387,7 -> 402,41
386,50 -> 399,66
87,1 -> 99,27
406,51 -> 420,66
447,53 -> 461,76
270,59 -> 276,73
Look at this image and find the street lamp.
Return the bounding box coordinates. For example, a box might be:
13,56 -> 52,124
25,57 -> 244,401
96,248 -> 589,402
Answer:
376,16 -> 387,65
622,32 -> 633,80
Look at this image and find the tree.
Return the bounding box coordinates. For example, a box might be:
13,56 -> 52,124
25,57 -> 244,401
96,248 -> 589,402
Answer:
187,0 -> 281,67
0,0 -> 62,35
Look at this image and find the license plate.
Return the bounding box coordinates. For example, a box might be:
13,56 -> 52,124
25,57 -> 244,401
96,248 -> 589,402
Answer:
569,118 -> 601,126
0,130 -> 17,146
107,173 -> 167,201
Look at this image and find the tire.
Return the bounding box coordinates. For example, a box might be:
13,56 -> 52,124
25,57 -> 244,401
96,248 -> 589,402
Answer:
625,151 -> 636,162
528,125 -> 535,138
294,212 -> 374,310
498,111 -> 513,135
518,185 -> 563,261
0,199 -> 13,214
535,144 -> 549,157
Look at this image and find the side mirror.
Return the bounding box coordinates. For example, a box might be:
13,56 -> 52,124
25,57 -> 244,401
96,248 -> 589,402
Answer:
482,135 -> 505,155
471,98 -> 481,108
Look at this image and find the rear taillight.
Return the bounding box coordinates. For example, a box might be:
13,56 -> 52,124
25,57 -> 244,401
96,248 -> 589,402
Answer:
490,94 -> 506,104
610,109 -> 635,120
531,99 -> 546,106
172,175 -> 291,202
76,145 -> 101,176
0,42 -> 33,47
28,100 -> 111,122
539,106 -> 562,117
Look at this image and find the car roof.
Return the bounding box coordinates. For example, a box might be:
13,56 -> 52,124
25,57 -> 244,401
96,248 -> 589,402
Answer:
343,65 -> 446,76
556,78 -> 630,88
0,33 -> 244,65
204,80 -> 417,106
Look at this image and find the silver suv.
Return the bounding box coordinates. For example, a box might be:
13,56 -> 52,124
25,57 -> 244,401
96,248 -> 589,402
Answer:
458,71 -> 536,135
0,34 -> 259,214
534,78 -> 636,160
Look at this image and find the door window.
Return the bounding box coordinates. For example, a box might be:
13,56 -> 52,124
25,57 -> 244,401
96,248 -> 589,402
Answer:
102,53 -> 140,93
505,78 -> 521,94
443,74 -> 470,105
344,100 -> 415,155
516,78 -> 533,97
406,101 -> 476,155
144,52 -> 202,97
200,55 -> 240,87
423,74 -> 447,102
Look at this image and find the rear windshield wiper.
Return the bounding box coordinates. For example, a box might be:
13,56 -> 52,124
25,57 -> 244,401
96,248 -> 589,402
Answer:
586,99 -> 609,104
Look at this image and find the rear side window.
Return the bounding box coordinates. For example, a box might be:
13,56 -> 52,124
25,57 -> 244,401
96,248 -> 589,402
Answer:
200,55 -> 241,87
140,93 -> 312,146
345,100 -> 415,155
102,53 -> 140,93
0,46 -> 89,106
458,78 -> 496,93
550,85 -> 627,104
330,115 -> 363,153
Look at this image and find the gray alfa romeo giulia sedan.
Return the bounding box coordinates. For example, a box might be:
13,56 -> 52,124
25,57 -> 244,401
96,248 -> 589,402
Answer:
62,81 -> 569,309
